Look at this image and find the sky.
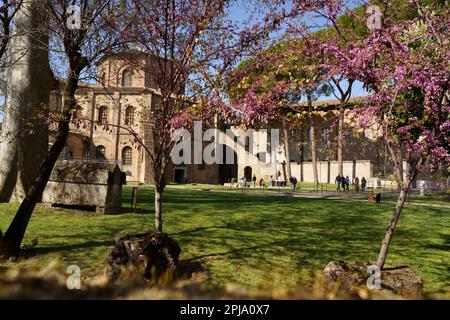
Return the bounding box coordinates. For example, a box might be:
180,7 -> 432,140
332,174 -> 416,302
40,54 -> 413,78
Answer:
227,0 -> 368,101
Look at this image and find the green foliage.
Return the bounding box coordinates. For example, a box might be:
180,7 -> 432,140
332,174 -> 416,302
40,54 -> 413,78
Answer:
229,0 -> 433,102
389,87 -> 426,142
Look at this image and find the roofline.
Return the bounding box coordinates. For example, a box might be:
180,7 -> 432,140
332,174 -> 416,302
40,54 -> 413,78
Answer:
291,96 -> 367,108
95,50 -> 148,66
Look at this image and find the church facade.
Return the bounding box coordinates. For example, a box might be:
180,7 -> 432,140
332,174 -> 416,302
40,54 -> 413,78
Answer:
49,53 -> 228,184
46,54 -> 385,185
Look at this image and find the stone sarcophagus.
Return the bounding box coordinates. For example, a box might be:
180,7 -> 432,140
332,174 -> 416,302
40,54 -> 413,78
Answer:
42,161 -> 126,214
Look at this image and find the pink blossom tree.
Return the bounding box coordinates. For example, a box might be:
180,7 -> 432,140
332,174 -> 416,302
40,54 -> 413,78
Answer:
228,35 -> 335,189
229,0 -> 449,270
114,0 -> 290,234
292,0 -> 450,268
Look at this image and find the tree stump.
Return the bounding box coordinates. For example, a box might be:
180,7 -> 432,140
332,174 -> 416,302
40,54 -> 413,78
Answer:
323,261 -> 423,298
368,193 -> 381,203
106,233 -> 181,283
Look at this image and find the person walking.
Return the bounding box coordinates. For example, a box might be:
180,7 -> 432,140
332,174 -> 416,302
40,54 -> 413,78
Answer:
345,176 -> 350,191
335,175 -> 342,192
259,177 -> 264,188
240,177 -> 247,194
252,174 -> 257,188
361,177 -> 367,192
419,180 -> 426,196
354,176 -> 360,192
292,176 -> 298,191
269,176 -> 273,187
243,177 -> 247,193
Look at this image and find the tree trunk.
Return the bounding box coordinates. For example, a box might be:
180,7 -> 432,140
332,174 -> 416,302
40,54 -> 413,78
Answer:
307,93 -> 318,190
375,135 -> 416,269
283,125 -> 292,179
0,123 -> 18,201
0,0 -> 51,203
3,73 -> 80,254
310,124 -> 319,190
333,78 -> 353,177
154,185 -> 163,233
375,180 -> 411,269
337,108 -> 344,176
447,173 -> 450,189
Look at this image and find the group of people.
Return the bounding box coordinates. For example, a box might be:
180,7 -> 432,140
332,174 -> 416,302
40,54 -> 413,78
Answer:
233,174 -> 366,193
335,175 -> 367,192
267,175 -> 298,190
231,175 -> 265,191
252,175 -> 265,188
231,177 -> 250,193
232,174 -> 299,191
268,174 -> 287,187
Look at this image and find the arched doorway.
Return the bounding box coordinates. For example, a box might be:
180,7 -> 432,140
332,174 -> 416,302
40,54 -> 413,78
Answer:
244,166 -> 252,181
218,144 -> 238,184
174,167 -> 187,184
95,145 -> 106,159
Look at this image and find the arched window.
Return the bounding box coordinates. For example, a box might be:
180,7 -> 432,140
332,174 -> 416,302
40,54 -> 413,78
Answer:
96,145 -> 106,159
125,106 -> 135,125
122,69 -> 132,87
244,166 -> 252,181
122,147 -> 133,166
245,136 -> 250,152
98,106 -> 108,124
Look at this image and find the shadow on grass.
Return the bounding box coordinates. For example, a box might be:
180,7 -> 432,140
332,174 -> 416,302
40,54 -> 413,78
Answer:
23,239 -> 116,257
425,233 -> 450,252
171,226 -> 227,237
120,207 -> 153,215
177,259 -> 206,280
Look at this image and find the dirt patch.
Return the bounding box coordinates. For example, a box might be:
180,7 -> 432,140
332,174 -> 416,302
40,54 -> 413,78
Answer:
323,260 -> 424,298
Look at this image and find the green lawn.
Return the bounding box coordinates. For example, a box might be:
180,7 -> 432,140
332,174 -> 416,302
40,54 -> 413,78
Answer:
0,186 -> 449,296
381,192 -> 450,206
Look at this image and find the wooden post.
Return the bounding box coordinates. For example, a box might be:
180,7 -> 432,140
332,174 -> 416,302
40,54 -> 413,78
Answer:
131,187 -> 139,213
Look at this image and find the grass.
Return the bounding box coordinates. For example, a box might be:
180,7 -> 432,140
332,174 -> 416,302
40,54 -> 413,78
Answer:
171,183 -> 450,206
0,186 -> 449,296
381,192 -> 450,206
